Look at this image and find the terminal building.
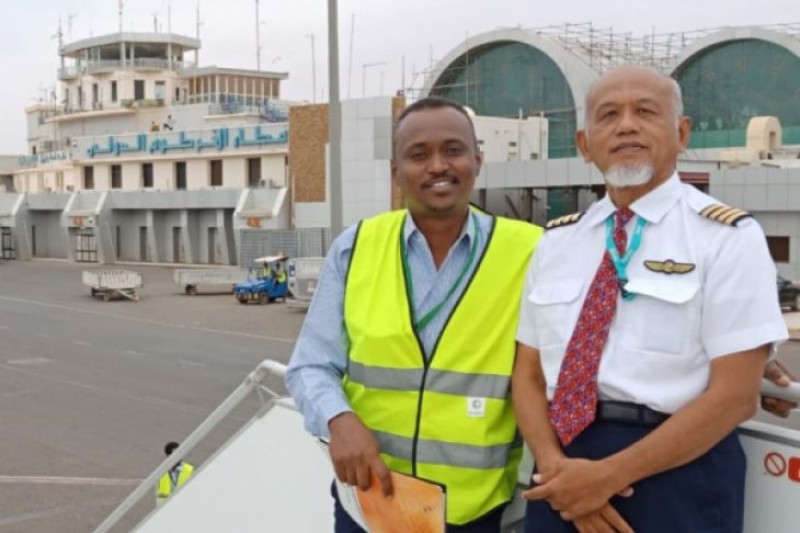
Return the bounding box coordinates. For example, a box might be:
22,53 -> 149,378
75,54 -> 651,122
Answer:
2,22 -> 800,277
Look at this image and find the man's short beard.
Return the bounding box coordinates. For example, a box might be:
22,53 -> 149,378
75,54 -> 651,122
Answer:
604,165 -> 653,188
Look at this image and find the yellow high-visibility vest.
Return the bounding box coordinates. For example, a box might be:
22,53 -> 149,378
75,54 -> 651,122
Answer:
343,209 -> 541,525
156,463 -> 195,505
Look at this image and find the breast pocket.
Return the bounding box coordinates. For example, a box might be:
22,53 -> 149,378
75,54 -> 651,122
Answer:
621,278 -> 699,355
527,279 -> 584,349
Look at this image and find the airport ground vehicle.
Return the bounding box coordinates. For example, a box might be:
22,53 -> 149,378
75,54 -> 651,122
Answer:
82,270 -> 143,302
779,275 -> 800,311
173,268 -> 249,295
233,255 -> 289,304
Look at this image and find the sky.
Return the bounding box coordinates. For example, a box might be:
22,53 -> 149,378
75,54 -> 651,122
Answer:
1,0 -> 796,154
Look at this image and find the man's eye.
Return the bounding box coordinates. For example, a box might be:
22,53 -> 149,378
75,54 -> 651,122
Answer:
446,145 -> 464,155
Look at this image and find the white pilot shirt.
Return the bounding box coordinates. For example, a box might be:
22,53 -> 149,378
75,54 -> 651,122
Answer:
517,172 -> 788,414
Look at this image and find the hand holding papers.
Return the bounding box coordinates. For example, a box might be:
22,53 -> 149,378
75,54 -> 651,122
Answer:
320,440 -> 446,532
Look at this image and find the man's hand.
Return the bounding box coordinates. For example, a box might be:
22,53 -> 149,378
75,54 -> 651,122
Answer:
328,412 -> 393,497
762,359 -> 798,418
523,458 -> 630,520
573,504 -> 635,533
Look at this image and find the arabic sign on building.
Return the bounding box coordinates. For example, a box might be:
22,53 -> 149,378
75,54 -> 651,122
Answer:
18,151 -> 72,168
84,125 -> 289,159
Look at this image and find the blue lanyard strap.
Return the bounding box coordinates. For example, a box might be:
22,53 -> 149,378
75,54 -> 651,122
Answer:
401,212 -> 480,332
605,214 -> 647,301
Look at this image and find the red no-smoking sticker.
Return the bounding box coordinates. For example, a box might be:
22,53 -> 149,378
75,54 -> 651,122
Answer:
764,452 -> 787,477
788,457 -> 800,482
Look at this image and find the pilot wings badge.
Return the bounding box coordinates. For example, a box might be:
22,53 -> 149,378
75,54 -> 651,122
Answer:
644,259 -> 695,275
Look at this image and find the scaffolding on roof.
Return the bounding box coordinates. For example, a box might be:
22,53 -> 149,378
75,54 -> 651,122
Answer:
404,21 -> 800,101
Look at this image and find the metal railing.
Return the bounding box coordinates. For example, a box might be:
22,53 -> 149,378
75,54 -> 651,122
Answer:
92,360 -> 800,533
59,59 -> 192,79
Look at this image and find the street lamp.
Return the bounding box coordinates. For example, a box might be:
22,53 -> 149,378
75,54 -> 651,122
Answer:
328,0 -> 343,239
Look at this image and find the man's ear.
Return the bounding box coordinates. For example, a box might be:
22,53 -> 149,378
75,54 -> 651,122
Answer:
576,130 -> 592,163
678,116 -> 692,150
474,148 -> 483,176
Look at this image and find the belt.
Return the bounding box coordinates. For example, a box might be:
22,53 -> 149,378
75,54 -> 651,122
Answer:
596,400 -> 670,426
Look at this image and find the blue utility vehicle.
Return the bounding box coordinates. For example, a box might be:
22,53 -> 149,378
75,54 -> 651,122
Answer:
233,255 -> 289,304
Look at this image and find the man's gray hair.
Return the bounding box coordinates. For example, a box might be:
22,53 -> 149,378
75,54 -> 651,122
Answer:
583,66 -> 684,128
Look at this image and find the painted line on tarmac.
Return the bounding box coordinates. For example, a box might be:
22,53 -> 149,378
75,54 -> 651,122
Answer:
0,294 -> 296,344
0,496 -> 122,527
179,359 -> 208,368
0,507 -> 67,527
0,475 -> 142,486
0,362 -> 209,416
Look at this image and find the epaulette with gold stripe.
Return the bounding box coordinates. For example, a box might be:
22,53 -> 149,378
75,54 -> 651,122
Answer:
699,204 -> 752,227
545,211 -> 584,230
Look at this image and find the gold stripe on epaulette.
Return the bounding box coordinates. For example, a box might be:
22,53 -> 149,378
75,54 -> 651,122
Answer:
545,211 -> 584,230
699,204 -> 752,227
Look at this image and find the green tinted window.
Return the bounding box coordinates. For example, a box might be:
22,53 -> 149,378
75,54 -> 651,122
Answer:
430,41 -> 576,158
676,39 -> 800,148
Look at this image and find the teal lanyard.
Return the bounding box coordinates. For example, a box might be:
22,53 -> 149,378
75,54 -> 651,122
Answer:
605,214 -> 647,301
401,213 -> 480,332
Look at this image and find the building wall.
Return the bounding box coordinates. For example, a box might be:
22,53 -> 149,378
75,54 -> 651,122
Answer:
29,211 -> 67,258
474,116 -> 548,162
340,96 -> 394,227
289,104 -> 328,203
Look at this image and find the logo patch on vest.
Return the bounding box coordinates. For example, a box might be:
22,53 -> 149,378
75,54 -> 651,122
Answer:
644,259 -> 696,275
467,397 -> 486,418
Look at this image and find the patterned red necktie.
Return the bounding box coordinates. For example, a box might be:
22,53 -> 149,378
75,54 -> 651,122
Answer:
549,207 -> 634,446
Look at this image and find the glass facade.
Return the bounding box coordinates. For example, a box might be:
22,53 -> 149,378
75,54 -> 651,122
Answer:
430,41 -> 577,158
676,39 -> 800,148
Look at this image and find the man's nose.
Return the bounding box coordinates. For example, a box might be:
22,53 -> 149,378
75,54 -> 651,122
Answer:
428,152 -> 448,173
616,109 -> 640,134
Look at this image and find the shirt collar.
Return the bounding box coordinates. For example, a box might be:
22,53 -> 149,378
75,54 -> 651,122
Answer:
583,171 -> 682,227
404,210 -> 475,247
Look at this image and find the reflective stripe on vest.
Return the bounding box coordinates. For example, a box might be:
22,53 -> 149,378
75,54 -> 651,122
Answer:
373,430 -> 524,469
343,209 -> 541,525
347,361 -> 510,399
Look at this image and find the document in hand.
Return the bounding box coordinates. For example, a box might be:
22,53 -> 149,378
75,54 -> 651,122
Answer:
319,441 -> 446,532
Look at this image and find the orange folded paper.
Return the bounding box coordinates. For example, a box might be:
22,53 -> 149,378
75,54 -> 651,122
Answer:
356,471 -> 445,533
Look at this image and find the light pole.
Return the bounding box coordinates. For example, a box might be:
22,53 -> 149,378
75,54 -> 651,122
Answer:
307,34 -> 317,103
328,0 -> 343,239
255,0 -> 261,71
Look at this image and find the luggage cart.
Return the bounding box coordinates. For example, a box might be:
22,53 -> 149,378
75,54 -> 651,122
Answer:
82,270 -> 143,302
172,269 -> 249,295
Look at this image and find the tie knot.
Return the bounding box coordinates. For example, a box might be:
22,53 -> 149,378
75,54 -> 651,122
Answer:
616,207 -> 634,227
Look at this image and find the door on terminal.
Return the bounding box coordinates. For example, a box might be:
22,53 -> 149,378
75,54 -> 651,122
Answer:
116,226 -> 121,259
134,80 -> 145,101
0,227 -> 14,260
76,230 -> 97,263
247,158 -> 261,187
139,226 -> 148,261
208,227 -> 219,264
172,227 -> 182,263
175,161 -> 187,190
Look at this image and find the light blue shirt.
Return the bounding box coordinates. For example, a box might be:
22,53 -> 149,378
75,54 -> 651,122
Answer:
285,209 -> 493,437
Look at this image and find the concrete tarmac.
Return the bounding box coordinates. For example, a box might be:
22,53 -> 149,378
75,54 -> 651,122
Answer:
0,260 -> 305,532
1,259 -> 800,531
